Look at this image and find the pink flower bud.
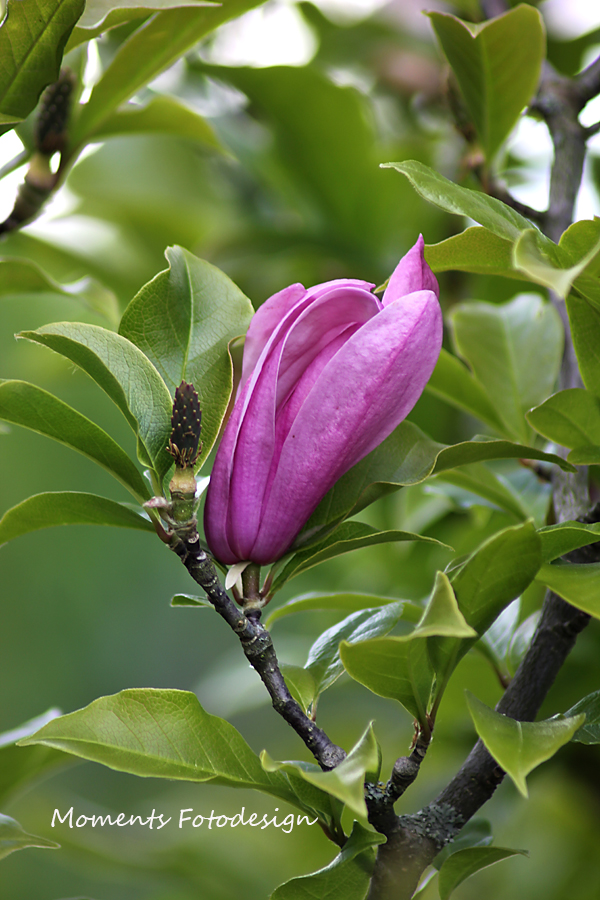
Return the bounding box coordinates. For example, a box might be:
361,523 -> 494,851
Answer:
204,236 -> 443,565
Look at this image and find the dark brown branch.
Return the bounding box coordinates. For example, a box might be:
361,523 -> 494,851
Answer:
487,180 -> 544,224
168,528 -> 346,771
576,54 -> 600,106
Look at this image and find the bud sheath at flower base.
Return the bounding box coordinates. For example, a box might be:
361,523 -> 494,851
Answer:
168,381 -> 202,521
204,236 -> 443,566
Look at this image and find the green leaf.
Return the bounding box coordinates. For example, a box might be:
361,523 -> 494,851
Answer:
426,348 -> 507,433
279,666 -> 317,716
70,0 -> 265,146
450,295 -> 563,443
0,259 -> 119,325
465,691 -> 584,796
565,691 -> 600,745
0,709 -> 72,807
170,593 -> 212,608
536,561 -> 600,619
0,380 -> 149,502
342,637 -> 432,722
513,228 -> 600,299
92,95 -> 224,149
566,293 -> 600,395
0,0 -> 84,133
428,5 -> 545,161
426,227 -> 517,279
20,323 -> 173,479
297,419 -> 571,549
273,521 -> 448,595
383,160 -> 544,243
538,521 -> 600,562
270,821 -> 384,900
438,845 -> 528,900
433,818 -> 493,869
195,63 -> 403,256
0,813 -> 59,859
527,388 -> 600,455
19,689 -> 299,805
341,572 -> 474,720
305,603 -> 406,701
262,724 -> 380,819
0,492 -> 153,545
119,247 -> 253,469
431,463 -> 530,521
264,592 -> 416,630
66,0 -> 217,50
429,521 -> 542,690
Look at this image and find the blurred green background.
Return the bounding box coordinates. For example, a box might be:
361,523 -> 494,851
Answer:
2,1 -> 600,897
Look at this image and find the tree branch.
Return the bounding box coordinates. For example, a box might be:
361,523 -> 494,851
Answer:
576,54 -> 600,107
168,528 -> 346,771
367,14 -> 596,900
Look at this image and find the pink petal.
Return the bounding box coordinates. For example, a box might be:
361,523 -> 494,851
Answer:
382,235 -> 439,306
250,289 -> 442,563
226,287 -> 381,560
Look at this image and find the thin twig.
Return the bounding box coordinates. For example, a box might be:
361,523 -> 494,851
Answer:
168,528 -> 346,771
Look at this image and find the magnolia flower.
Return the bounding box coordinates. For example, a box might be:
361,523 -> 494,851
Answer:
204,236 -> 442,566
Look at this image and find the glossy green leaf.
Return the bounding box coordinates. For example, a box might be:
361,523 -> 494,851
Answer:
527,388 -> 600,454
71,0 -> 265,146
536,561 -> 600,618
264,592 -> 415,630
0,491 -> 153,545
383,160 -> 544,243
273,521 -> 448,595
297,419 -> 572,548
0,709 -> 71,807
262,724 -> 379,819
341,636 -> 432,722
438,845 -> 528,900
20,323 -> 173,479
0,0 -> 84,133
426,348 -> 506,433
431,463 -> 530,521
565,691 -> 600,744
119,247 -> 253,468
465,691 -> 584,796
428,5 -> 545,160
341,573 -> 474,720
66,0 -> 216,49
92,95 -> 224,150
0,813 -> 59,859
513,228 -> 600,299
433,818 -> 493,870
270,821 -> 383,900
450,295 -> 563,443
0,380 -> 149,502
19,689 -> 299,805
430,521 -> 542,689
0,259 -> 119,325
538,521 -> 600,562
566,293 -> 600,395
305,602 -> 406,700
426,227 -> 517,279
